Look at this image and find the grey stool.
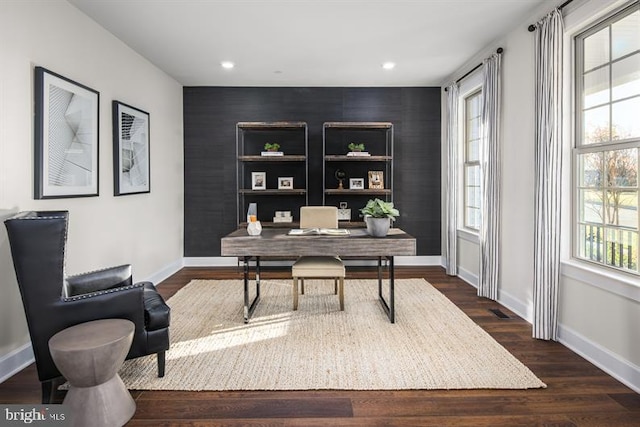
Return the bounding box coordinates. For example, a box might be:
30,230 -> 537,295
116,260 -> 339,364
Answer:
49,319 -> 136,427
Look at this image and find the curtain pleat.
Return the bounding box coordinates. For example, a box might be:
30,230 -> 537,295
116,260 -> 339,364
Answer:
478,53 -> 502,300
533,9 -> 564,341
445,84 -> 459,276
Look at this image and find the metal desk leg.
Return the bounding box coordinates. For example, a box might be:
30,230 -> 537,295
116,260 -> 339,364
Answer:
242,256 -> 261,323
377,256 -> 396,323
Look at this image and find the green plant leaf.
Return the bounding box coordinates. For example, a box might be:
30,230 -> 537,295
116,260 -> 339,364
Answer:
359,198 -> 399,221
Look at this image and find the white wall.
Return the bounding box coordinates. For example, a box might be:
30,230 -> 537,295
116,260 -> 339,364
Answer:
441,0 -> 640,392
0,0 -> 184,380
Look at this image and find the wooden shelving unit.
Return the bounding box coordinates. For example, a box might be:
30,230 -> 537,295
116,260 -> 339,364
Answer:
236,122 -> 308,225
322,122 -> 393,222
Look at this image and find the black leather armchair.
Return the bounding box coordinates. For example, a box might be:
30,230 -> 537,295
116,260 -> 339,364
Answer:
4,211 -> 170,403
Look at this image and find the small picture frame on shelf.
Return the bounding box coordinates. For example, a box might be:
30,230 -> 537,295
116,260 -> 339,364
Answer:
252,172 -> 266,190
278,177 -> 293,189
349,178 -> 364,190
368,171 -> 384,189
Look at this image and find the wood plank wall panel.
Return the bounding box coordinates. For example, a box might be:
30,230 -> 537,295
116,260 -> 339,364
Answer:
183,87 -> 441,256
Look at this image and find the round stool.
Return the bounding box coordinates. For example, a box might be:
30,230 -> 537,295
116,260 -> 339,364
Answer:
49,319 -> 136,427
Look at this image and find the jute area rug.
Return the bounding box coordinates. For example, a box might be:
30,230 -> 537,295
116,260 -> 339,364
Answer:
119,278 -> 546,391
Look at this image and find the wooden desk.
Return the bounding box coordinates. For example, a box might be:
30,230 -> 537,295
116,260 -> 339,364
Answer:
221,228 -> 416,323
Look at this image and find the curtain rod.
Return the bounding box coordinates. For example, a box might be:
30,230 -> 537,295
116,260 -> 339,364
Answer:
444,47 -> 503,91
528,0 -> 574,31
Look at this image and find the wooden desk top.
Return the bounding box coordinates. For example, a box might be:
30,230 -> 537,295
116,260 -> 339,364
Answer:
221,228 -> 416,257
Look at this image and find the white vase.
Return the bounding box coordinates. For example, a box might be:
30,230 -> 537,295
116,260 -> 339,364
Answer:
247,220 -> 262,236
365,216 -> 390,237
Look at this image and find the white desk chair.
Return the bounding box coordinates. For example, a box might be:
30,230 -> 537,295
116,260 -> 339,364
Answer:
292,206 -> 345,311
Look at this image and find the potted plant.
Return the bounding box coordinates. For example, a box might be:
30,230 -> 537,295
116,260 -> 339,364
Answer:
360,198 -> 399,237
264,142 -> 281,152
348,142 -> 365,152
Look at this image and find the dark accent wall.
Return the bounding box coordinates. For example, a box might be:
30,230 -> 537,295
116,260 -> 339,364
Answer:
183,87 -> 441,257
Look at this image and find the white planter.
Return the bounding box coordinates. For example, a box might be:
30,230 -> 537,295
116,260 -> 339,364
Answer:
247,220 -> 262,236
365,216 -> 390,237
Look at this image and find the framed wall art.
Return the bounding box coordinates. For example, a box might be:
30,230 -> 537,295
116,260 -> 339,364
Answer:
113,101 -> 150,195
34,66 -> 99,199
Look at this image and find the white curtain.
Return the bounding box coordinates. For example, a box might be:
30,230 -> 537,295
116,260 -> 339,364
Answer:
478,53 -> 502,300
533,9 -> 564,341
444,84 -> 459,276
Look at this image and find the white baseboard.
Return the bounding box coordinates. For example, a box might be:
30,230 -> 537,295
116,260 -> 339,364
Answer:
0,343 -> 34,385
183,256 -> 443,268
143,258 -> 185,286
395,255 -> 442,266
497,288 -> 532,323
457,265 -> 478,288
183,257 -> 240,267
558,324 -> 640,394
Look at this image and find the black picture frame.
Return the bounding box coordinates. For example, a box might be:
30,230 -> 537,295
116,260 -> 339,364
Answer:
34,67 -> 99,199
112,101 -> 150,196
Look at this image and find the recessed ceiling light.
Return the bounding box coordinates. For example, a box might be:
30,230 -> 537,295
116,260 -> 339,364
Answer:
382,62 -> 396,70
221,61 -> 234,69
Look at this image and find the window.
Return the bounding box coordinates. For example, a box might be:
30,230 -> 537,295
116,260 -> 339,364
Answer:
574,2 -> 640,274
464,90 -> 482,231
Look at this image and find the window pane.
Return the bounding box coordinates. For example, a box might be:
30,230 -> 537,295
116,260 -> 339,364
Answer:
612,97 -> 640,140
467,141 -> 480,163
466,207 -> 480,230
611,10 -> 640,60
578,223 -> 605,262
612,53 -> 640,100
606,190 -> 638,228
584,66 -> 610,108
584,27 -> 610,70
605,228 -> 638,270
578,151 -> 603,187
464,161 -> 481,230
469,94 -> 481,117
583,105 -> 610,144
605,148 -> 638,188
466,186 -> 478,208
466,164 -> 480,186
580,189 -> 604,223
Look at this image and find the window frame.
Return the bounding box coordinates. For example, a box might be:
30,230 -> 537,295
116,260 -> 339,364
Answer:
572,1 -> 640,276
462,89 -> 483,232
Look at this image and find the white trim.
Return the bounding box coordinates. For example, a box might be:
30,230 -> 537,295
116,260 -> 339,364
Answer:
395,256 -> 442,266
183,257 -> 240,267
558,323 -> 640,394
0,343 -> 34,385
183,256 -> 443,268
457,228 -> 479,244
142,258 -> 184,286
497,289 -> 532,323
457,265 -> 478,288
561,260 -> 640,302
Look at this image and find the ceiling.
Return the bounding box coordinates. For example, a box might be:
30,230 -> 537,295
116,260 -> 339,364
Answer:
68,0 -> 547,87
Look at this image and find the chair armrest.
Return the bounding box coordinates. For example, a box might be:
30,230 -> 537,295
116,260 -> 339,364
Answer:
58,282 -> 146,327
64,264 -> 132,297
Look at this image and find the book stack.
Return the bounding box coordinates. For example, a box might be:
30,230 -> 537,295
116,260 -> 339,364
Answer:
261,151 -> 284,156
346,151 -> 370,156
273,211 -> 293,223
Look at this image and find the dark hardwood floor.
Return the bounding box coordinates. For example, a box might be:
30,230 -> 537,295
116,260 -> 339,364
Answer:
1,266 -> 638,426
